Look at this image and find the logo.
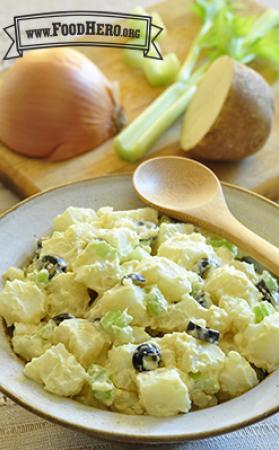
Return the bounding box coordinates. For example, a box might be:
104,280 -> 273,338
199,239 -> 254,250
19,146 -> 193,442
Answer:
3,11 -> 163,61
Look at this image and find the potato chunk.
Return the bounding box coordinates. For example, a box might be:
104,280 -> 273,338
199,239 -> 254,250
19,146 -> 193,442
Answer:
0,280 -> 46,325
136,368 -> 191,416
24,343 -> 86,396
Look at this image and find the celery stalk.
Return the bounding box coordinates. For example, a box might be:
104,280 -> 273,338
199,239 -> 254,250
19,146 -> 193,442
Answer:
142,53 -> 181,87
115,66 -> 207,162
123,47 -> 143,68
115,81 -> 196,161
177,19 -> 213,82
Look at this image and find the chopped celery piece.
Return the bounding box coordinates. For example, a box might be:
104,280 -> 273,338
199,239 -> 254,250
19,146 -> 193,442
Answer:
123,7 -> 169,85
38,321 -> 56,339
189,371 -> 218,394
261,270 -> 278,293
87,364 -> 114,406
145,286 -> 168,316
129,245 -> 150,261
100,309 -> 134,343
142,53 -> 181,87
90,239 -> 117,259
129,7 -> 149,37
123,47 -> 144,68
94,390 -> 114,405
254,302 -> 274,323
36,269 -> 49,285
208,238 -> 238,256
191,278 -> 204,297
100,309 -> 132,330
130,7 -> 167,42
151,11 -> 167,41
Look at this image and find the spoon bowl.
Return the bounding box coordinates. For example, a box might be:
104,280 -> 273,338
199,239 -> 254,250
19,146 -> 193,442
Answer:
133,156 -> 221,211
133,156 -> 279,277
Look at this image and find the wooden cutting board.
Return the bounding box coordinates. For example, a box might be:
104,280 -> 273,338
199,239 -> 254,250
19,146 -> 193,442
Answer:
0,0 -> 279,199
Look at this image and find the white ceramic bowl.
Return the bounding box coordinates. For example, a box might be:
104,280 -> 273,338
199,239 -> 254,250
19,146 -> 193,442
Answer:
1,175 -> 279,444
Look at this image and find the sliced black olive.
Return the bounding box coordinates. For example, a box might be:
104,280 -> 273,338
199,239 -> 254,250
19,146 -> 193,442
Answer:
52,313 -> 75,325
198,258 -> 219,278
6,324 -> 15,337
132,343 -> 161,372
88,289 -> 98,306
121,273 -> 146,286
137,221 -> 145,226
194,292 -> 211,309
256,280 -> 273,303
145,327 -> 164,338
250,364 -> 267,382
38,255 -> 67,279
186,320 -> 220,344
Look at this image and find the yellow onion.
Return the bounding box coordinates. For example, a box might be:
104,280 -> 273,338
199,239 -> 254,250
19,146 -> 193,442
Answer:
0,48 -> 125,160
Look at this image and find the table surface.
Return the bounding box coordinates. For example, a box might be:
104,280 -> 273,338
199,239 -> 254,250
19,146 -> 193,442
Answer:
1,0 -> 279,449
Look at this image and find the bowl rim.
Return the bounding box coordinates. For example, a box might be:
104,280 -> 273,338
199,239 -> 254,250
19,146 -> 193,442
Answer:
1,173 -> 279,443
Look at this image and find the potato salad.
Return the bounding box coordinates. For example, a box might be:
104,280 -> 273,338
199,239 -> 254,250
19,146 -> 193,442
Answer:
1,206 -> 279,417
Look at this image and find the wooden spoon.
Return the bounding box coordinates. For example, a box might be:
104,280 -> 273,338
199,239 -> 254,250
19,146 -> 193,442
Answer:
133,156 -> 279,277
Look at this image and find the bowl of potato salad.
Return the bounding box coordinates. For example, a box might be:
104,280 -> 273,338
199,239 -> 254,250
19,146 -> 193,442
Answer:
1,175 -> 279,443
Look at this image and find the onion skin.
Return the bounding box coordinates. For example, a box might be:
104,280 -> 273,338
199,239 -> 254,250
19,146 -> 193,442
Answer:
0,48 -> 125,160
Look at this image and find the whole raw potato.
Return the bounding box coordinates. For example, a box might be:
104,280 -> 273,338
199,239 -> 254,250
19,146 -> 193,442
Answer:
181,56 -> 275,161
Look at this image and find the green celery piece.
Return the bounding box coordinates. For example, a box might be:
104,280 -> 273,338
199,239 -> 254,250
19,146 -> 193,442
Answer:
242,10 -> 279,47
88,364 -> 108,379
229,10 -> 279,63
261,270 -> 278,293
189,371 -> 218,393
254,302 -> 274,323
90,239 -> 117,259
94,390 -> 114,405
128,7 -> 148,39
191,279 -> 204,297
142,53 -> 181,87
192,0 -> 230,22
123,9 -> 169,83
87,364 -> 115,406
253,31 -> 279,66
129,245 -> 150,261
100,309 -> 132,330
36,269 -> 49,285
208,238 -> 237,256
100,309 -> 134,342
130,7 -> 167,42
123,47 -> 144,68
38,321 -> 56,339
151,11 -> 167,42
145,286 -> 168,316
178,0 -> 234,81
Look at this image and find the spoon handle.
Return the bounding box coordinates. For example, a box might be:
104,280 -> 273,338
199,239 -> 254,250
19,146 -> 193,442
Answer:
211,211 -> 279,277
